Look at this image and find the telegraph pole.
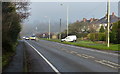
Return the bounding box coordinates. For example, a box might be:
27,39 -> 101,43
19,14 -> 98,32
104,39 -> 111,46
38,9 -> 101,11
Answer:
59,18 -> 62,39
107,0 -> 110,47
45,16 -> 51,39
67,6 -> 69,36
49,19 -> 51,39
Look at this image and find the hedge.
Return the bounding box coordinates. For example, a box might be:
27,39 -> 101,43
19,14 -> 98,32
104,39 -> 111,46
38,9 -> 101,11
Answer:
87,33 -> 106,41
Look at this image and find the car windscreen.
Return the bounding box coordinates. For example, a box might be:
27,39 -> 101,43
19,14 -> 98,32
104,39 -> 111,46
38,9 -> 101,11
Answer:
31,36 -> 35,37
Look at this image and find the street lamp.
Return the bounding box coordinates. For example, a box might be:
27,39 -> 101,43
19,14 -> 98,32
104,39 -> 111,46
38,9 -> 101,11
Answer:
60,4 -> 69,36
59,18 -> 62,39
67,5 -> 69,36
45,16 -> 51,39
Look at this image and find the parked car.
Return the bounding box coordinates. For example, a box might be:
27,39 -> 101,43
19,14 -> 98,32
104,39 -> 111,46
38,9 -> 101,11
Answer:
29,36 -> 36,40
61,35 -> 77,42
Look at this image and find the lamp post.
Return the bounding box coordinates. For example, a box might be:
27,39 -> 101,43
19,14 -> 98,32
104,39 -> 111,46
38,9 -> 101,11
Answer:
60,4 -> 69,36
48,18 -> 51,39
59,18 -> 62,39
45,16 -> 51,39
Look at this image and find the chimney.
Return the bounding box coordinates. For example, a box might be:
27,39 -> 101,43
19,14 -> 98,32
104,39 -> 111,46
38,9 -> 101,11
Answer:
90,18 -> 93,22
83,18 -> 87,22
76,20 -> 79,22
112,12 -> 115,16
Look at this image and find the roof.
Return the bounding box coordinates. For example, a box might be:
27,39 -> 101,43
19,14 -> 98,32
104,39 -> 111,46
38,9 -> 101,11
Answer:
93,13 -> 120,24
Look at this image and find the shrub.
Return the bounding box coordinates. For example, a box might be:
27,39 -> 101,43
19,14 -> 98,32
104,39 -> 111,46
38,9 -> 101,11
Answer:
110,21 -> 120,44
87,33 -> 106,41
99,25 -> 105,33
98,33 -> 106,41
87,33 -> 96,41
76,33 -> 88,38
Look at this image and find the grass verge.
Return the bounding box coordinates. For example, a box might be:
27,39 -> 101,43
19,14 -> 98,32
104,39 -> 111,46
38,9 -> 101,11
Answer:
40,38 -> 119,51
2,52 -> 15,69
2,42 -> 18,70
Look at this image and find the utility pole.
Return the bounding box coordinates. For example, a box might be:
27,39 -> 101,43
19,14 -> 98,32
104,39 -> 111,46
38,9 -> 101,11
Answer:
59,18 -> 62,39
44,16 -> 51,39
67,6 -> 69,36
107,0 -> 110,47
49,18 -> 51,39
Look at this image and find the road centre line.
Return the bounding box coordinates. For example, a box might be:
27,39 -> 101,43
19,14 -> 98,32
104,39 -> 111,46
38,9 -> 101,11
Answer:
95,60 -> 119,69
56,42 -> 118,56
32,40 -> 119,70
102,60 -> 120,66
59,46 -> 119,69
25,41 -> 61,74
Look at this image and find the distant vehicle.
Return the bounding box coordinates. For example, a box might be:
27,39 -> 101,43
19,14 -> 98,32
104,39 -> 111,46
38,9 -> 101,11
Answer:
61,35 -> 77,42
29,36 -> 36,40
23,36 -> 26,39
25,37 -> 29,40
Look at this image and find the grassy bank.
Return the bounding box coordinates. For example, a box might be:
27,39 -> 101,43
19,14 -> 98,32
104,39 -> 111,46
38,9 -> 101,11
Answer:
40,38 -> 119,51
2,52 -> 15,69
2,42 -> 18,70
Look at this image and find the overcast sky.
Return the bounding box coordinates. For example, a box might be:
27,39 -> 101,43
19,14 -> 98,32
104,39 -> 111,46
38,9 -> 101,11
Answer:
21,2 -> 119,35
24,2 -> 118,24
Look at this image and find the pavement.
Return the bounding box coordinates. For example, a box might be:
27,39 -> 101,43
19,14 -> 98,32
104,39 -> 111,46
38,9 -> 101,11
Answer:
3,41 -> 24,72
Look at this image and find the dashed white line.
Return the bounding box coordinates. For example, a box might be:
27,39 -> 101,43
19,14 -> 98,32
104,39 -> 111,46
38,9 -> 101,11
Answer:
56,42 -> 118,56
95,60 -> 119,69
102,60 -> 120,66
25,41 -> 61,74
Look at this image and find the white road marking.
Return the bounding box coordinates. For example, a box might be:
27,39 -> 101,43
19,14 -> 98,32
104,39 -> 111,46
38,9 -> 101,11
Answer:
95,60 -> 119,69
76,53 -> 95,59
66,50 -> 70,53
77,54 -> 82,57
25,41 -> 61,74
56,42 -> 118,56
36,41 -> 119,69
102,60 -> 120,66
70,51 -> 78,54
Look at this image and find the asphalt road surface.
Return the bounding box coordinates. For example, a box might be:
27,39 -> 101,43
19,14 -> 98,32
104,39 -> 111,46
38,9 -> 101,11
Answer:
24,40 -> 119,73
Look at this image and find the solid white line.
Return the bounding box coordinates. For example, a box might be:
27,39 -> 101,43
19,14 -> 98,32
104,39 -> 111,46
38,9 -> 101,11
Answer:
25,41 -> 61,74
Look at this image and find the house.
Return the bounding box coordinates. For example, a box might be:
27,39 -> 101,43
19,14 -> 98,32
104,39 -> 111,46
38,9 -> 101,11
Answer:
52,35 -> 58,39
79,12 -> 120,32
94,12 -> 120,32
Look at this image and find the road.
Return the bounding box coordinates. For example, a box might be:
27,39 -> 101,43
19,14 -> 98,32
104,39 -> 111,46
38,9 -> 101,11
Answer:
24,40 -> 119,73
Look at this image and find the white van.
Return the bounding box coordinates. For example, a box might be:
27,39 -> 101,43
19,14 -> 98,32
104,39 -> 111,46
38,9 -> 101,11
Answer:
61,35 -> 77,42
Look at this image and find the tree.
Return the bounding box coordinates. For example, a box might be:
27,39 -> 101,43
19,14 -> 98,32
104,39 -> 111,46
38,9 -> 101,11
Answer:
2,2 -> 30,52
69,22 -> 89,34
99,25 -> 105,33
87,24 -> 97,33
110,20 -> 120,44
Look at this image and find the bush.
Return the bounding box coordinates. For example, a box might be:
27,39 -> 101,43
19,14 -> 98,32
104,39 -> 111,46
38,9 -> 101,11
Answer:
87,33 -> 106,41
87,33 -> 96,41
98,33 -> 106,41
76,33 -> 88,38
110,32 -> 118,44
99,25 -> 105,33
110,21 -> 120,44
